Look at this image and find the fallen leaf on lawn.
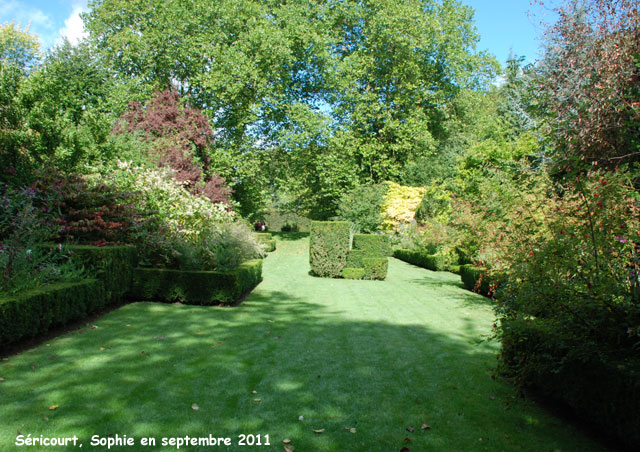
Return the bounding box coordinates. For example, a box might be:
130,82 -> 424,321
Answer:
421,424 -> 431,430
252,390 -> 258,394
191,403 -> 200,411
343,427 -> 356,434
49,355 -> 56,359
216,342 -> 223,346
0,377 -> 5,382
273,336 -> 279,340
141,351 -> 145,355
312,429 -> 325,434
489,395 -> 495,400
268,320 -> 274,323
298,415 -> 304,421
282,438 -> 291,444
284,445 -> 294,452
404,437 -> 413,443
253,398 -> 262,402
406,426 -> 415,432
91,325 -> 98,329
43,416 -> 48,421
400,448 -> 410,452
126,324 -> 131,327
30,365 -> 35,370
99,347 -> 105,351
49,405 -> 59,410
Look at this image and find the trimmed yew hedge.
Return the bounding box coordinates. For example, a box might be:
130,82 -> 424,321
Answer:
309,221 -> 350,277
342,267 -> 366,279
393,249 -> 450,272
0,279 -> 106,350
501,318 -> 640,449
131,259 -> 263,305
362,258 -> 388,280
353,234 -> 392,257
460,264 -> 492,295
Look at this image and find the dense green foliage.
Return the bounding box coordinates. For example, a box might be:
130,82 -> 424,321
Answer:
309,221 -> 351,278
335,184 -> 387,233
0,279 -> 105,350
132,259 -> 263,305
353,234 -> 392,257
362,257 -> 388,280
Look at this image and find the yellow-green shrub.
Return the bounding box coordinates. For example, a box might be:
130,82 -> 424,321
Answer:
381,181 -> 426,232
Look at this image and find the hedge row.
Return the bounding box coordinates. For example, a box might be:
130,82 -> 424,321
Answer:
501,318 -> 640,449
0,279 -> 106,349
309,221 -> 351,278
131,259 -> 263,305
393,249 -> 450,272
1,246 -> 263,351
459,265 -> 495,296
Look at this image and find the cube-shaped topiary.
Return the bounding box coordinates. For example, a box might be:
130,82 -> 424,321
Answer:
309,221 -> 350,278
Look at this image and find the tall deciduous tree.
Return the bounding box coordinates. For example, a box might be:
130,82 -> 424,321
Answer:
0,22 -> 40,74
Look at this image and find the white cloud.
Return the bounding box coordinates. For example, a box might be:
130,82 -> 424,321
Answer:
56,6 -> 87,47
0,0 -> 57,48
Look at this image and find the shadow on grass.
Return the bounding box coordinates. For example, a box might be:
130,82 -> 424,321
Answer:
0,287 -> 615,452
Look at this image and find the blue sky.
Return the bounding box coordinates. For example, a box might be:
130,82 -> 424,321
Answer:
3,1 -> 556,66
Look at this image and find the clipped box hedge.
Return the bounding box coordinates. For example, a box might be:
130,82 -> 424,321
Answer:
256,233 -> 276,252
309,221 -> 350,278
353,234 -> 392,257
362,257 -> 388,280
501,318 -> 640,449
0,279 -> 106,350
393,249 -> 450,272
132,259 -> 263,305
342,267 -> 366,279
460,264 -> 493,295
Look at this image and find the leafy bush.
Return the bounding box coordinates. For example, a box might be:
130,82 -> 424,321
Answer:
380,182 -> 427,232
0,182 -> 84,293
263,209 -> 311,232
335,183 -> 387,233
100,162 -> 263,270
309,221 -> 350,278
393,249 -> 451,272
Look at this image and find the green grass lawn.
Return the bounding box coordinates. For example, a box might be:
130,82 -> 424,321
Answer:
0,235 -> 609,451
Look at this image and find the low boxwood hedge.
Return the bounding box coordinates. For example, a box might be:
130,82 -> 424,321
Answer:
501,318 -> 640,449
342,267 -> 366,279
131,259 -> 263,305
0,279 -> 106,350
460,264 -> 492,295
362,258 -> 388,280
393,249 -> 451,272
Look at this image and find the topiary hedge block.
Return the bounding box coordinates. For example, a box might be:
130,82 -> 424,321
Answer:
362,257 -> 388,280
0,279 -> 106,351
346,249 -> 367,267
42,244 -> 137,303
260,239 -> 276,252
309,221 -> 350,278
353,234 -> 392,257
342,267 -> 366,279
131,259 -> 262,305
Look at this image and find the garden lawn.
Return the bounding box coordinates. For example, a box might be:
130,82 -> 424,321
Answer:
0,235 -> 609,452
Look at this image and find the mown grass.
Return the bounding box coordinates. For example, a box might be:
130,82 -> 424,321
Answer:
0,235 -> 609,451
